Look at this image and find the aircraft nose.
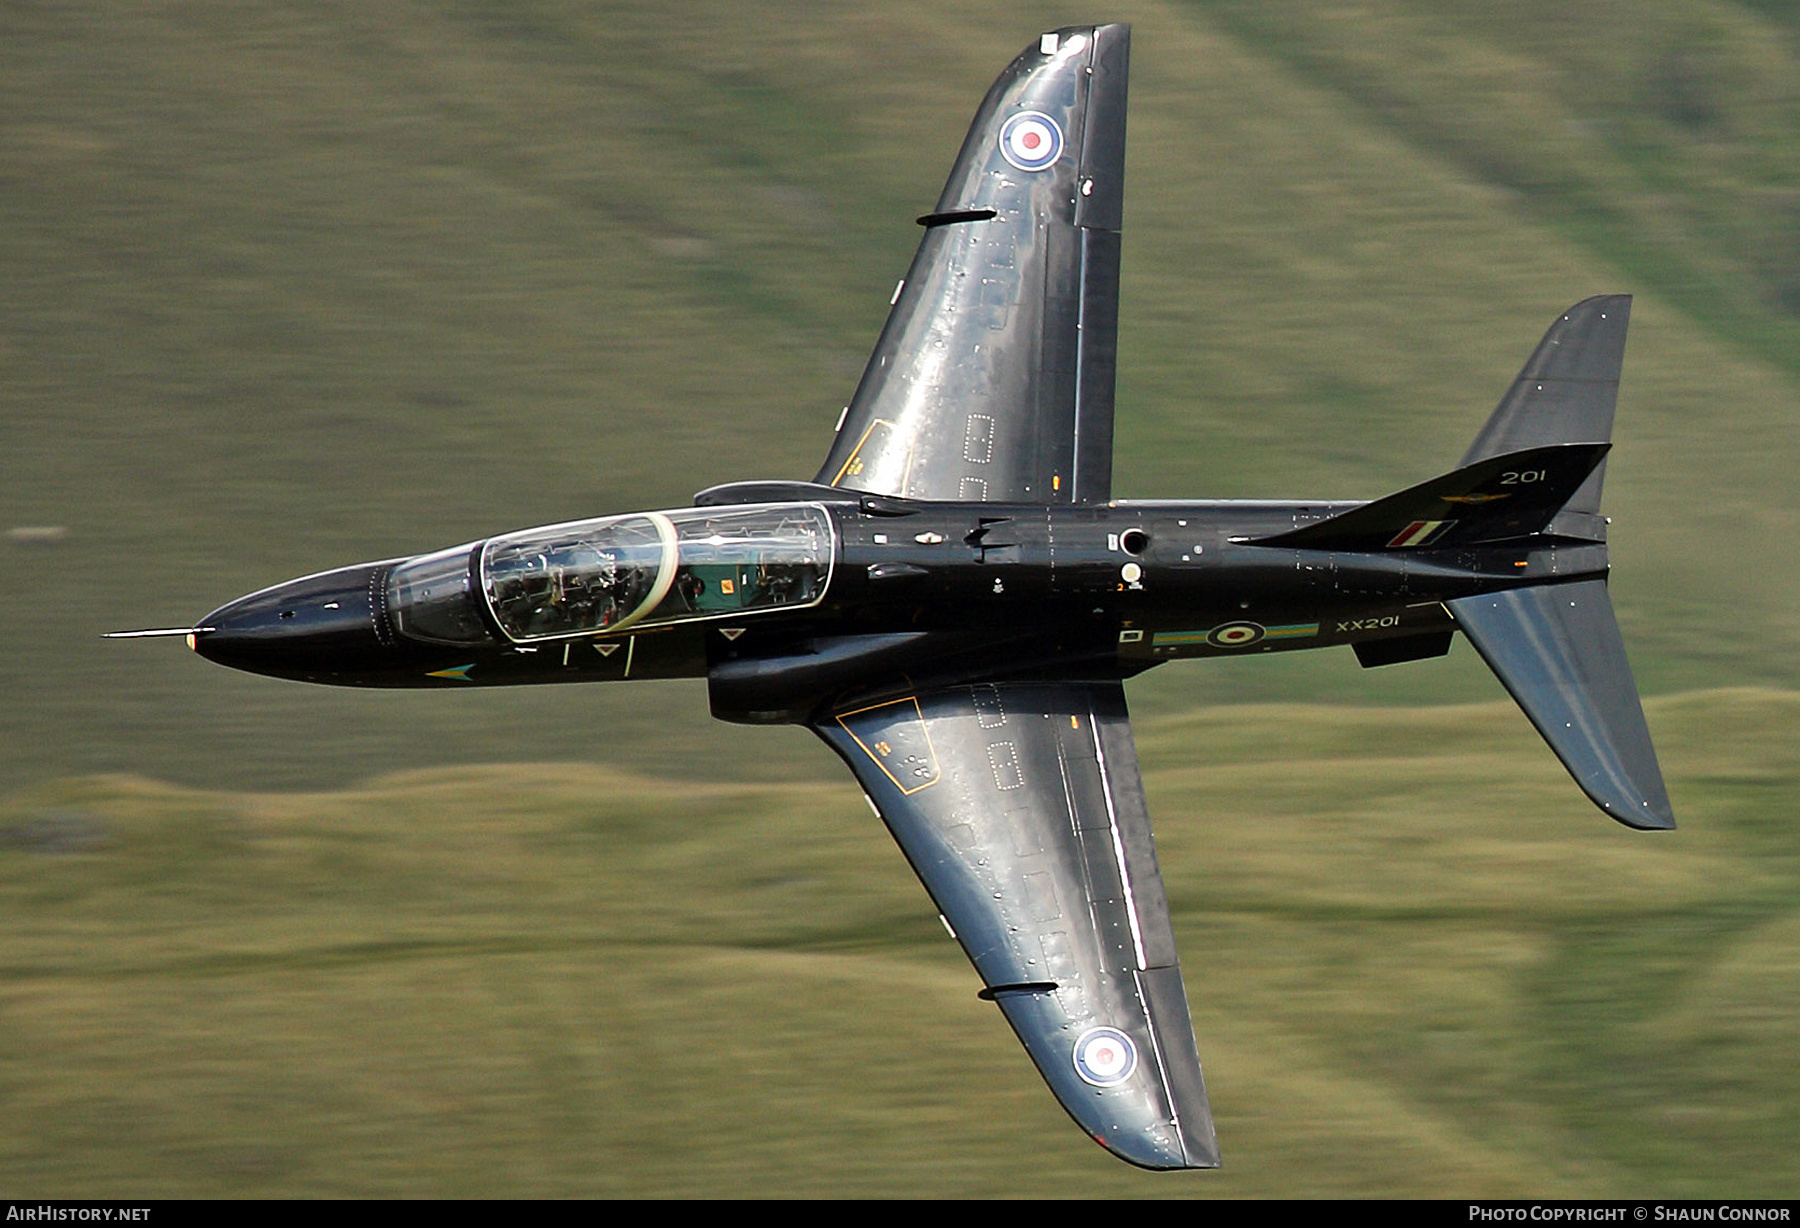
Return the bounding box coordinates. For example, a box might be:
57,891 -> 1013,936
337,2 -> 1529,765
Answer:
193,562 -> 392,681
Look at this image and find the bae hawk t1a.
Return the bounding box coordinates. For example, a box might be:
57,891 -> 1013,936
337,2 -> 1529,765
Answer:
114,25 -> 1673,1170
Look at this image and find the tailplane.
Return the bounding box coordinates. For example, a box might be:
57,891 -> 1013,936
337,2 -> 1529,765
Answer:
1448,581 -> 1673,829
1462,294 -> 1630,539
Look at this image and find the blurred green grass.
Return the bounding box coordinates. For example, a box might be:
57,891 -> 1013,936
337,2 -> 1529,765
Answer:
3,691 -> 1795,1197
4,0 -> 1799,1196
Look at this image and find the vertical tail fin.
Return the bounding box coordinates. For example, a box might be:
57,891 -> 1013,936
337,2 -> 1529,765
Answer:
1247,442 -> 1609,551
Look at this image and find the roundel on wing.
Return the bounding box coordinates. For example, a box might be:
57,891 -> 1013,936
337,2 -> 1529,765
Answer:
1072,1026 -> 1138,1086
999,110 -> 1064,173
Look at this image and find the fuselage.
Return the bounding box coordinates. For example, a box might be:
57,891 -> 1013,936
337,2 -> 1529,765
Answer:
191,490 -> 1608,722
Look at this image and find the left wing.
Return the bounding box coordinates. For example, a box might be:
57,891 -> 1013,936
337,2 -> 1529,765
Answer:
812,679 -> 1219,1169
814,25 -> 1130,504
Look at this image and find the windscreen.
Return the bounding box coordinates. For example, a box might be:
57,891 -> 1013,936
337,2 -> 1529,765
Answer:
385,544 -> 490,645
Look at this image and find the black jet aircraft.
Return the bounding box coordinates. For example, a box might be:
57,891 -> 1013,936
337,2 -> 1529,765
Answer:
115,25 -> 1673,1170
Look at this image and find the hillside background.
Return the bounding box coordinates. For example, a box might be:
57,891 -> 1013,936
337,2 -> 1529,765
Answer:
3,0 -> 1798,1197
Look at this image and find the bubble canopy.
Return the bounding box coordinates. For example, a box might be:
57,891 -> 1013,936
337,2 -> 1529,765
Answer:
399,502 -> 838,644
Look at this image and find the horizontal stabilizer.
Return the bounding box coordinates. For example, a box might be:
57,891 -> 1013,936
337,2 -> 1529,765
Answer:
1252,443 -> 1608,552
1448,580 -> 1673,830
1463,295 -> 1630,520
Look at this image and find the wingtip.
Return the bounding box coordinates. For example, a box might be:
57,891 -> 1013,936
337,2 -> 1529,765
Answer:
1616,802 -> 1677,832
1094,1129 -> 1216,1171
1590,785 -> 1675,831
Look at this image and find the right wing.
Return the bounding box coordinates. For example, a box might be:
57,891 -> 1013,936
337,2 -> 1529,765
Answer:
812,679 -> 1219,1169
814,25 -> 1130,504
